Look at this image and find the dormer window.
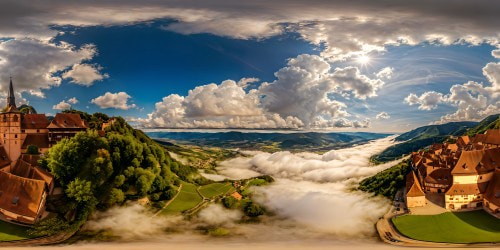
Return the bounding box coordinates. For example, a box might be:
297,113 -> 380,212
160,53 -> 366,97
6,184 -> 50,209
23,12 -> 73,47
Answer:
12,196 -> 19,205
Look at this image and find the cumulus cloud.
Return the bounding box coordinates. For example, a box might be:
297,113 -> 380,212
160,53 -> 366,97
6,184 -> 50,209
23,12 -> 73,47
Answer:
68,97 -> 78,104
91,92 -> 136,110
492,49 -> 500,59
52,100 -> 72,110
375,112 -> 390,120
0,39 -> 97,97
216,136 -> 399,235
140,55 -> 384,129
405,59 -> 500,123
404,91 -> 444,110
375,67 -> 394,79
62,63 -> 108,86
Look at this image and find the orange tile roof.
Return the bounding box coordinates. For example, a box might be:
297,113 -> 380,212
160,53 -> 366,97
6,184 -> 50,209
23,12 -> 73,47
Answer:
10,159 -> 32,178
0,145 -> 11,167
484,129 -> 500,145
32,166 -> 54,187
21,114 -> 49,129
20,154 -> 41,166
0,170 -> 46,219
21,134 -> 49,149
47,113 -> 88,129
445,182 -> 488,195
406,171 -> 425,197
484,170 -> 500,207
451,149 -> 497,175
425,168 -> 452,185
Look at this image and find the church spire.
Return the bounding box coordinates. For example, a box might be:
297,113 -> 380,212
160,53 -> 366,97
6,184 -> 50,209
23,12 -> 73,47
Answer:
7,76 -> 16,108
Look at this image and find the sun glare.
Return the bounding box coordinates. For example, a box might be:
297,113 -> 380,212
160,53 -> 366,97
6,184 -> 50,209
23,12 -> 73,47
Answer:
357,55 -> 370,65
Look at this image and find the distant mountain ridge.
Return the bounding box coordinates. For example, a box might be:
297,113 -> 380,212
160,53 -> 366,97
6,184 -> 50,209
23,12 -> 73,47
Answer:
395,121 -> 478,141
465,114 -> 500,136
373,115 -> 500,163
146,131 -> 391,152
372,121 -> 479,163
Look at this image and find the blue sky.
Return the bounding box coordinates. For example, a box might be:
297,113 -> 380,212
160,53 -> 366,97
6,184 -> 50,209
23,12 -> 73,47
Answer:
0,1 -> 499,132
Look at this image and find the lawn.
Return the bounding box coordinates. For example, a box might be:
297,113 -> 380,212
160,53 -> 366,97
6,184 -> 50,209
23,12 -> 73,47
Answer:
0,220 -> 33,242
160,181 -> 203,215
199,182 -> 234,199
392,210 -> 500,243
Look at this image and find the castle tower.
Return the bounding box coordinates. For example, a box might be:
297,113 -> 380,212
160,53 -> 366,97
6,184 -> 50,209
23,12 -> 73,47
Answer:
0,78 -> 22,162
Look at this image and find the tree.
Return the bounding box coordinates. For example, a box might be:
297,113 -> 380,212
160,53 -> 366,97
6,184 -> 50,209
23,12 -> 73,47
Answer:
26,144 -> 39,154
222,196 -> 238,209
243,201 -> 265,217
66,178 -> 94,203
107,188 -> 125,205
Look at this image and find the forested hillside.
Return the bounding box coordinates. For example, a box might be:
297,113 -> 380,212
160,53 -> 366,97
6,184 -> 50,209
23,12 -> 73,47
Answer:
31,115 -> 205,236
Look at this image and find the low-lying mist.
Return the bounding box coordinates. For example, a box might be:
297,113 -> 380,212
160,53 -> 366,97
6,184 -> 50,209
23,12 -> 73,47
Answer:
80,136 -> 400,243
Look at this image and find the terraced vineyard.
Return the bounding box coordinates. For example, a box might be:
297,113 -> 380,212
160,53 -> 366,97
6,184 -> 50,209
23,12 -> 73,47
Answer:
199,182 -> 235,199
160,182 -> 203,215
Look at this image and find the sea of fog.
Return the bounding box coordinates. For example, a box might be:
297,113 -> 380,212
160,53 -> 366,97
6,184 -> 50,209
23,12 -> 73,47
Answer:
24,135 -> 469,250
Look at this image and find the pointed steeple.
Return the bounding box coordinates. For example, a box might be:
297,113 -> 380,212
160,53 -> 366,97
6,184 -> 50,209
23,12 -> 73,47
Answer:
7,76 -> 16,108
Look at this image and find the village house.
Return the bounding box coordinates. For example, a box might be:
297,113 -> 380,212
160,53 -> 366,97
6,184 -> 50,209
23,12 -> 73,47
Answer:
0,78 -> 88,225
404,129 -> 500,215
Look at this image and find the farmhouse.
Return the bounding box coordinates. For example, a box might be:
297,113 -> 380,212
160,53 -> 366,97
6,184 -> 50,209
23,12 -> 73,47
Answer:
0,78 -> 88,225
405,129 -> 500,216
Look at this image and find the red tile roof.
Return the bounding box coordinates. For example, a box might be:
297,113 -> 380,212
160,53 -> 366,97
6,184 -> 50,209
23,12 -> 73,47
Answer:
445,182 -> 488,195
406,171 -> 425,197
0,145 -> 11,167
21,134 -> 49,149
484,170 -> 500,207
47,113 -> 88,129
451,149 -> 497,175
0,170 -> 46,219
484,129 -> 500,145
21,114 -> 49,129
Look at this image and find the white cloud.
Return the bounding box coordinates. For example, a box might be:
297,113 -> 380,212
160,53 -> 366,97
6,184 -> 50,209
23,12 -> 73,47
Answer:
217,137 -> 399,235
405,59 -> 500,124
140,54 -> 384,129
0,39 -> 97,97
0,1 -> 498,62
492,49 -> 500,59
404,91 -> 444,110
67,97 -> 78,104
52,100 -> 72,110
375,112 -> 390,120
62,63 -> 108,86
376,67 -> 394,79
91,92 -> 136,110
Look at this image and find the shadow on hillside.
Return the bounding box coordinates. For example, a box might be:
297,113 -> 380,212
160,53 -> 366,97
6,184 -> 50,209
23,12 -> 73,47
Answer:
453,210 -> 500,232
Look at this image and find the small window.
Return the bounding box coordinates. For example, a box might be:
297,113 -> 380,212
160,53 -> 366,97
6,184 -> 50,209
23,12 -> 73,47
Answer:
14,134 -> 17,138
12,196 -> 19,205
21,130 -> 25,133
36,129 -> 40,133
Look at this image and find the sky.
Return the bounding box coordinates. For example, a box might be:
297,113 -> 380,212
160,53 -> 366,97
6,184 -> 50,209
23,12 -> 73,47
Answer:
0,0 -> 499,132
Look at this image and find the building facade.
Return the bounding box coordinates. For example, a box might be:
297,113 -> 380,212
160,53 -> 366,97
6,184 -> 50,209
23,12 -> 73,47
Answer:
0,78 -> 88,225
405,130 -> 500,215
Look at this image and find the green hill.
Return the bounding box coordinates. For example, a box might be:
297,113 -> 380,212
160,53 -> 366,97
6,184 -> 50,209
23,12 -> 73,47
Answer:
465,114 -> 500,136
372,121 -> 478,163
395,121 -> 478,141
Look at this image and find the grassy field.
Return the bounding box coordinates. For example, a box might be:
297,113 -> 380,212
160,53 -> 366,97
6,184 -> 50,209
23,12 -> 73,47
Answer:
160,182 -> 203,215
0,220 -> 32,242
392,210 -> 500,243
199,182 -> 234,198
